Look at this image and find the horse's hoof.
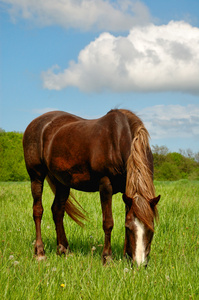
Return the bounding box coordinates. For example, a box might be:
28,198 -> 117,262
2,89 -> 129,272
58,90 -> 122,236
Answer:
35,254 -> 47,261
57,244 -> 70,256
102,255 -> 112,265
34,243 -> 45,257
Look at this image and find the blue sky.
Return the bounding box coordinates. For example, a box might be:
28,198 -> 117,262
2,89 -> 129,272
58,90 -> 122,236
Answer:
1,0 -> 199,152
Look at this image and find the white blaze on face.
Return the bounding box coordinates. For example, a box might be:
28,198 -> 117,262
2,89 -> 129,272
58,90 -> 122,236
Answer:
134,218 -> 145,266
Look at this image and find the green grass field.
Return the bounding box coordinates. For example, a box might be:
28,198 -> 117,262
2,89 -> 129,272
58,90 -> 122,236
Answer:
0,181 -> 198,299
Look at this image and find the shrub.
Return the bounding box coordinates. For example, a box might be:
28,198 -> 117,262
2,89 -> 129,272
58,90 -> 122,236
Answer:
0,131 -> 29,181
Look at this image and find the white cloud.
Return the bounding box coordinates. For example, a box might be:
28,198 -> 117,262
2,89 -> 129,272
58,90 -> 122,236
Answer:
139,104 -> 199,140
2,0 -> 152,31
42,21 -> 199,94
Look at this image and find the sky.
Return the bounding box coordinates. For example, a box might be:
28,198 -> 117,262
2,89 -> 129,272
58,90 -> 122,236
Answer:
0,0 -> 199,152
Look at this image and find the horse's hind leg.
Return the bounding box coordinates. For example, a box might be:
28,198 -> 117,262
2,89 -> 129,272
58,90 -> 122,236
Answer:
51,183 -> 70,255
31,179 -> 46,260
99,177 -> 113,264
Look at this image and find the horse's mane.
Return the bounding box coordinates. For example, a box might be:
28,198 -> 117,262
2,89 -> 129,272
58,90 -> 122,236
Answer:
119,109 -> 157,228
119,109 -> 156,201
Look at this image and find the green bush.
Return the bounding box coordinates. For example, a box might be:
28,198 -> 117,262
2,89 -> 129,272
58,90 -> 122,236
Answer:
156,162 -> 182,181
0,131 -> 29,181
153,146 -> 199,181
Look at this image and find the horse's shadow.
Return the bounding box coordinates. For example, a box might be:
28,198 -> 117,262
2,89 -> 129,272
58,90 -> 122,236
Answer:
42,235 -> 124,260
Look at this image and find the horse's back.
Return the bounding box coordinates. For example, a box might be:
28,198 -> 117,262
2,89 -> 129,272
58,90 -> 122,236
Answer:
23,111 -> 82,177
24,111 -> 82,140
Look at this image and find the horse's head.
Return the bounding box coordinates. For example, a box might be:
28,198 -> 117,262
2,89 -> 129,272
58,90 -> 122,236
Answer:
123,194 -> 160,267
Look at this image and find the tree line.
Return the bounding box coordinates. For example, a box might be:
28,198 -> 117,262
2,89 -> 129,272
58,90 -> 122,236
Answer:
0,130 -> 199,181
152,145 -> 199,181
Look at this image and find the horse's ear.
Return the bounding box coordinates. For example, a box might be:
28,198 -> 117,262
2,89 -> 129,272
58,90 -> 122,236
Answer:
123,194 -> 132,208
149,195 -> 161,208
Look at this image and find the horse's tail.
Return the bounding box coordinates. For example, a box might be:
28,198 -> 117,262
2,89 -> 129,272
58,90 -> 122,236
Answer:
125,123 -> 155,201
46,175 -> 87,227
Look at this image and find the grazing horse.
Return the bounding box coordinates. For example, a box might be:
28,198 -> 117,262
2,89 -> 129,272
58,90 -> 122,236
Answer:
23,109 -> 160,266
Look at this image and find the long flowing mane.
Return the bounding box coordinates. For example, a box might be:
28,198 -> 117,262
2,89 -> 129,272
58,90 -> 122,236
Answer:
119,109 -> 155,201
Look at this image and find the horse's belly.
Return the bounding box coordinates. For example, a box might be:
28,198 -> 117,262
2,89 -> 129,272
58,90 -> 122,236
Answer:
49,161 -> 99,192
70,172 -> 99,192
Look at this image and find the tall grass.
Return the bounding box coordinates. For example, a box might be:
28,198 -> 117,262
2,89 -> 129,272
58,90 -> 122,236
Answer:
0,180 -> 198,299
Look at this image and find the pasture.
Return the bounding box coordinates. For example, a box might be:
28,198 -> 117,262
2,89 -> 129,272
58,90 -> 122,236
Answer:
0,180 -> 198,299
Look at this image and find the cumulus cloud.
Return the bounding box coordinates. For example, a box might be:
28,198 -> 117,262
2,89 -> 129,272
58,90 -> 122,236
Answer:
139,104 -> 199,140
42,21 -> 199,94
2,0 -> 152,31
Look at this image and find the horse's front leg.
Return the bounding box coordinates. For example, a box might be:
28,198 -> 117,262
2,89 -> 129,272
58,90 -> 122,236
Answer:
99,177 -> 113,264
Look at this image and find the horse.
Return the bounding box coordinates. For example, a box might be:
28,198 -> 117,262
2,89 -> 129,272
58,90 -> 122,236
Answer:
23,109 -> 160,266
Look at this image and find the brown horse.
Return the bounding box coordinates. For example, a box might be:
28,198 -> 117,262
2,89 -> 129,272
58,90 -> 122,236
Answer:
23,109 -> 160,266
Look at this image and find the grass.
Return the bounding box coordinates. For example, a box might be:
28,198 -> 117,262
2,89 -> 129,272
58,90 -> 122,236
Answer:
0,180 -> 199,299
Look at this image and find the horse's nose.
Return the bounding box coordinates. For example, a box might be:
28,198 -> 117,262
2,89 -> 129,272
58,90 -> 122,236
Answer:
132,256 -> 148,268
144,256 -> 150,268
